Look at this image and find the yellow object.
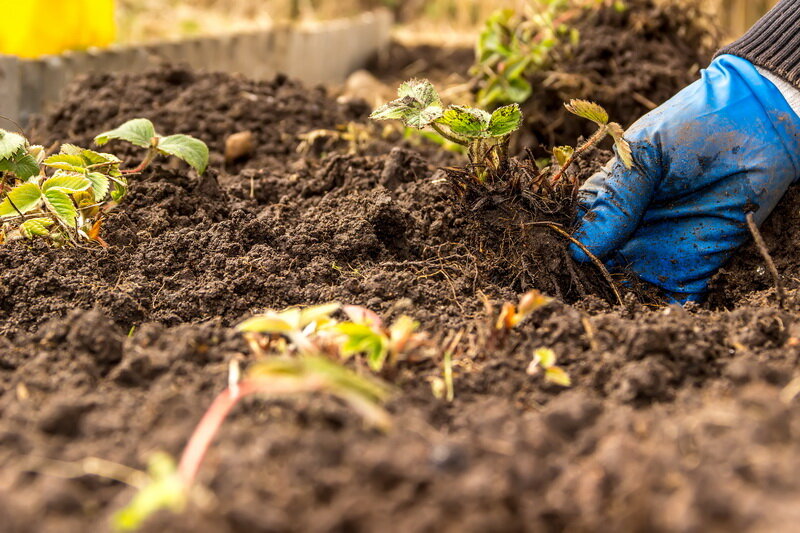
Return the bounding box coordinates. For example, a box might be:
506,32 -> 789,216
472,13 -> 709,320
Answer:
0,0 -> 116,58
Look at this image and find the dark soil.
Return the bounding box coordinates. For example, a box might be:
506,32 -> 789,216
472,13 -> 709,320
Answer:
3,8 -> 800,532
519,0 -> 718,152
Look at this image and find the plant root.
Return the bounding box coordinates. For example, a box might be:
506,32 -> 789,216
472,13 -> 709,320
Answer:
526,221 -> 623,306
746,212 -> 785,309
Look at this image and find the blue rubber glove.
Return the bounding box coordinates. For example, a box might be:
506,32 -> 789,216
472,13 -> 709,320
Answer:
570,55 -> 800,302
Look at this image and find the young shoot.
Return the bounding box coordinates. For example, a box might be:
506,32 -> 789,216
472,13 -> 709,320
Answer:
526,347 -> 572,387
238,302 -> 428,372
495,290 -> 554,331
370,79 -> 522,182
551,99 -> 633,183
95,118 -> 209,175
114,355 -> 391,531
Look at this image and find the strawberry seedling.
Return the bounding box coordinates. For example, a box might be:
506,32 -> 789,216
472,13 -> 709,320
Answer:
95,118 -> 209,175
0,132 -> 124,246
527,347 -> 572,387
370,79 -> 522,182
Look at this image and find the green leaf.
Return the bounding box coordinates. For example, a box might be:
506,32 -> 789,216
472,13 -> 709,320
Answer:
0,182 -> 41,217
545,366 -> 572,387
0,130 -> 27,160
43,189 -> 78,227
59,143 -> 84,156
94,118 -> 157,148
86,172 -> 111,201
43,154 -> 87,172
43,173 -> 91,194
113,453 -> 186,532
158,134 -> 210,174
110,178 -> 128,202
237,314 -> 296,335
564,99 -> 609,125
607,122 -> 633,169
397,79 -> 441,108
336,322 -> 389,372
439,106 -> 491,138
0,150 -> 40,180
19,217 -> 54,238
80,149 -> 122,167
487,104 -> 522,137
370,79 -> 444,129
552,146 -> 574,167
534,347 -> 557,368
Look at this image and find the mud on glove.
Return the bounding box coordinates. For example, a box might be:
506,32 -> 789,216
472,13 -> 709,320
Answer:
570,55 -> 800,302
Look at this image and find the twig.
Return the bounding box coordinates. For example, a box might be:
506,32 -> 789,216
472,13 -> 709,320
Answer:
526,221 -> 623,305
746,212 -> 785,308
550,126 -> 607,184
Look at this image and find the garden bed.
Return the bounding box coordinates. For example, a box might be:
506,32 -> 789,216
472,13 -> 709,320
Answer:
2,3 -> 800,532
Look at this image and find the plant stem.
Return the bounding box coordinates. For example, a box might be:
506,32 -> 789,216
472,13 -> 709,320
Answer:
431,123 -> 469,147
550,126 -> 608,184
123,148 -> 157,174
177,378 -> 322,487
526,221 -> 623,306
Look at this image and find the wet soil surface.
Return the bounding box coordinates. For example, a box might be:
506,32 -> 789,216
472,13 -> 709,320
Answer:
3,18 -> 800,533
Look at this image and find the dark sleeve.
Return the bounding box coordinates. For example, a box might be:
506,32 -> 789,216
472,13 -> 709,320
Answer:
717,0 -> 800,89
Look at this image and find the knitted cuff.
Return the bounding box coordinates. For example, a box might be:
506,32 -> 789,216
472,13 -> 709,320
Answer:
717,0 -> 800,90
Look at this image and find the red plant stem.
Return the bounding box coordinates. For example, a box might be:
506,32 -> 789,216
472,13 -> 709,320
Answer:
122,149 -> 157,175
177,378 -> 322,487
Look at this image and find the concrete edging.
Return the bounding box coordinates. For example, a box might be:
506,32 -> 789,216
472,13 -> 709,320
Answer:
0,10 -> 392,123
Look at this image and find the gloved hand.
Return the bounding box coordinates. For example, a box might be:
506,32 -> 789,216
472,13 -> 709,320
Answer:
570,54 -> 800,302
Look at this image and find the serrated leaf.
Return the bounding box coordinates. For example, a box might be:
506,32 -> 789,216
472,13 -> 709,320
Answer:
0,182 -> 41,217
607,122 -> 633,169
43,173 -> 91,193
43,154 -> 87,172
0,150 -> 40,180
81,149 -> 122,167
158,134 -> 209,174
59,143 -> 84,156
86,172 -> 111,201
94,118 -> 157,148
545,367 -> 572,387
565,99 -> 609,125
397,79 -> 441,108
552,146 -> 574,167
487,104 -> 522,137
43,189 -> 77,227
371,79 -> 445,129
0,130 -> 27,160
439,106 -> 491,138
19,217 -> 54,238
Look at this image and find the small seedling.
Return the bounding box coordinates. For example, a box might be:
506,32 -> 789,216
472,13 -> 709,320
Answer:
370,79 -> 522,182
335,305 -> 426,372
114,326 -> 392,530
95,118 -> 209,175
526,347 -> 571,386
239,303 -> 427,372
113,453 -> 186,531
495,290 -> 554,331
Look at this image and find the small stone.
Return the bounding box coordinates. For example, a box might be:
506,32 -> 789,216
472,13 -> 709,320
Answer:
225,130 -> 255,163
